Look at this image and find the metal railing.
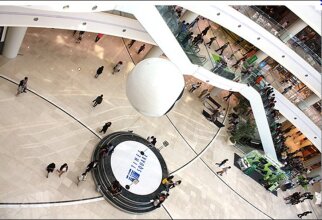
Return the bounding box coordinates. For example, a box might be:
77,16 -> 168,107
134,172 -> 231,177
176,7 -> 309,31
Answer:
156,6 -> 321,128
232,5 -> 322,72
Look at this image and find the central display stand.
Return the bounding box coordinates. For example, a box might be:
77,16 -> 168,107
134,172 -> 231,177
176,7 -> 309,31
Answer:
92,131 -> 169,213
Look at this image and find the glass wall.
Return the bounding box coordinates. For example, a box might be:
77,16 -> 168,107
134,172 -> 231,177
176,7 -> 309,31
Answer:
232,5 -> 322,72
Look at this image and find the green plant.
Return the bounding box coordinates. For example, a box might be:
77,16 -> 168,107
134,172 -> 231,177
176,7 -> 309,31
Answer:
230,120 -> 256,144
233,95 -> 251,116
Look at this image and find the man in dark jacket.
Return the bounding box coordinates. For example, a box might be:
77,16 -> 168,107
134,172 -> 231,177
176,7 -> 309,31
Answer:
95,66 -> 104,78
93,94 -> 103,107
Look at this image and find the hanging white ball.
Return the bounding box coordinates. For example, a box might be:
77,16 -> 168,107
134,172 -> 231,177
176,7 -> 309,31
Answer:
126,58 -> 185,117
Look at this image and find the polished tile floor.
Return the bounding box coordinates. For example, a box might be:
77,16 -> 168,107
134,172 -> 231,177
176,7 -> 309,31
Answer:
0,27 -> 320,219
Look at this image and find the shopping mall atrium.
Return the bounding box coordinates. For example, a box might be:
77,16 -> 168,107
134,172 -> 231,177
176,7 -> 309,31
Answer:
0,1 -> 321,219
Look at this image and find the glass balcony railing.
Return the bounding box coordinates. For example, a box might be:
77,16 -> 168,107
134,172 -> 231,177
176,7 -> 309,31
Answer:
232,5 -> 322,72
243,65 -> 322,129
156,5 -> 322,129
158,6 -> 241,79
156,6 -> 208,66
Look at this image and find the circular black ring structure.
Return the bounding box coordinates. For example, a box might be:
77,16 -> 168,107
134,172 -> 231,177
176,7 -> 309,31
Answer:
92,131 -> 169,213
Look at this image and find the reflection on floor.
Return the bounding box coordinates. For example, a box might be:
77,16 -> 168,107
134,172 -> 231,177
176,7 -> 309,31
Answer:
0,27 -> 320,219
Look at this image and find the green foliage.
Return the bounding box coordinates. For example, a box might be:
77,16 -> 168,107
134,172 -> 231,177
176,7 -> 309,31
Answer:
230,120 -> 256,144
234,95 -> 251,116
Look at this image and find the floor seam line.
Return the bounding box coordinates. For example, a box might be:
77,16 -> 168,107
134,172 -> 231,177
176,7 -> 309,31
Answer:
0,75 -> 102,140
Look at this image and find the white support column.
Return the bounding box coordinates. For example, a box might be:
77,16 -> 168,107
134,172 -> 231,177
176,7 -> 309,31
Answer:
280,19 -> 308,42
2,27 -> 27,58
180,10 -> 199,24
254,50 -> 267,64
144,46 -> 164,59
297,93 -> 321,110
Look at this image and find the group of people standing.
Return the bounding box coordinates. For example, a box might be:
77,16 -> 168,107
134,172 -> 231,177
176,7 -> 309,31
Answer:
150,175 -> 182,208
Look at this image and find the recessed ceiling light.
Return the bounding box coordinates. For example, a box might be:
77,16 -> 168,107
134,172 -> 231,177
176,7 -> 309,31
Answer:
238,25 -> 241,28
33,17 -> 39,21
217,13 -> 220,16
82,22 -> 87,26
92,6 -> 98,10
122,29 -> 126,32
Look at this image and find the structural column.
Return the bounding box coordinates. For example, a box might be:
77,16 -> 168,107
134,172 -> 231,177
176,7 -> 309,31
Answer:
2,27 -> 27,59
297,93 -> 320,110
279,19 -> 307,43
180,10 -> 199,24
144,46 -> 164,59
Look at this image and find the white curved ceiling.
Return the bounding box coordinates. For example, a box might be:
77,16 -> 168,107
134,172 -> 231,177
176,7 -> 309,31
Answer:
0,6 -> 155,45
286,4 -> 321,35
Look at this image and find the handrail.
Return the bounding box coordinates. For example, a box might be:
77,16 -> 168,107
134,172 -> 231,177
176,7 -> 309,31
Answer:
232,5 -> 321,72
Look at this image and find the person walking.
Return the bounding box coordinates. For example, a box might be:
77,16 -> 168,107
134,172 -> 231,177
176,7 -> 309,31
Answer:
215,42 -> 230,55
76,31 -> 85,43
297,211 -> 312,219
84,160 -> 98,174
300,194 -> 314,202
92,94 -> 103,107
128,39 -> 136,48
168,180 -> 182,189
147,136 -> 154,143
215,159 -> 229,167
206,36 -> 216,48
77,172 -> 87,186
282,85 -> 293,94
284,192 -> 301,201
112,61 -> 123,74
16,77 -> 28,96
151,137 -> 157,146
201,25 -> 211,36
57,163 -> 68,177
216,166 -> 231,176
95,66 -> 104,78
137,44 -> 146,54
46,163 -> 56,178
100,122 -> 112,134
95,33 -> 104,43
162,175 -> 174,185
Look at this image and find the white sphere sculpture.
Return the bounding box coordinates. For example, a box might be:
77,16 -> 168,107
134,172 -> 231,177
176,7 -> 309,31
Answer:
126,58 -> 185,117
